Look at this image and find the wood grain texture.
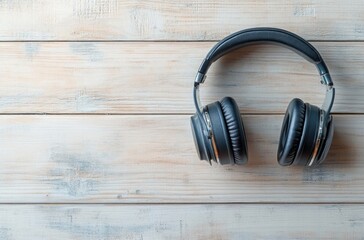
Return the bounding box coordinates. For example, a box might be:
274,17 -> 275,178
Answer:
0,115 -> 361,203
0,204 -> 363,239
0,42 -> 361,113
1,0 -> 363,237
0,0 -> 363,41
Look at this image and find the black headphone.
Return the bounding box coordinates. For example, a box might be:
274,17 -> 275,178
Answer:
191,27 -> 335,167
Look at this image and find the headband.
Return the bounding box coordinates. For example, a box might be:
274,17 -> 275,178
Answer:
193,28 -> 335,126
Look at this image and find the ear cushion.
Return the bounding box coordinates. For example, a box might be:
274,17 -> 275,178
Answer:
277,98 -> 306,166
220,97 -> 248,164
294,103 -> 320,166
206,101 -> 234,165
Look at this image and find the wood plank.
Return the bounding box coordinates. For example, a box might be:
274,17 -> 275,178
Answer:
0,115 -> 362,203
0,204 -> 363,239
0,42 -> 361,113
0,0 -> 363,41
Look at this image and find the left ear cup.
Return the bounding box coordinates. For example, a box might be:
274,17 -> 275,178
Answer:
190,113 -> 214,162
206,101 -> 235,164
220,97 -> 248,164
206,97 -> 248,165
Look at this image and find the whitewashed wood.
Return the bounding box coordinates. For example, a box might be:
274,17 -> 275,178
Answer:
0,0 -> 362,236
0,0 -> 363,40
0,204 -> 363,239
0,42 -> 361,113
0,115 -> 362,203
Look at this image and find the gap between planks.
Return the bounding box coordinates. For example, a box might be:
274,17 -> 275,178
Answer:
0,113 -> 361,116
2,202 -> 364,205
1,40 -> 364,43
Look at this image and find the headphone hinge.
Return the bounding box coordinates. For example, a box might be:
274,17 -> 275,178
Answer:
320,73 -> 333,86
195,72 -> 206,84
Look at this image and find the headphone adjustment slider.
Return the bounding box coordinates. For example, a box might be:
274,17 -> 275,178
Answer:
195,72 -> 206,84
320,73 -> 333,86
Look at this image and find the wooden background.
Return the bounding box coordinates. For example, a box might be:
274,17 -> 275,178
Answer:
0,0 -> 364,239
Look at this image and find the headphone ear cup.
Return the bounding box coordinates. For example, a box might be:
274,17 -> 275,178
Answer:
294,103 -> 320,166
220,97 -> 248,164
206,101 -> 235,165
315,117 -> 334,166
190,113 -> 214,163
277,98 -> 306,166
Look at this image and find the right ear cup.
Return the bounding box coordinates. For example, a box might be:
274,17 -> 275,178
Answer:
315,117 -> 334,166
294,103 -> 321,166
278,98 -> 306,166
220,97 -> 248,165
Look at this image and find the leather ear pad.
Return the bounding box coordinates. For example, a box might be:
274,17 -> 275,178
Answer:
220,97 -> 248,164
294,103 -> 320,166
206,101 -> 234,165
278,98 -> 306,166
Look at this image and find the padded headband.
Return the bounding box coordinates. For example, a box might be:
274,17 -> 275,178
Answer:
193,27 -> 335,131
195,27 -> 333,86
